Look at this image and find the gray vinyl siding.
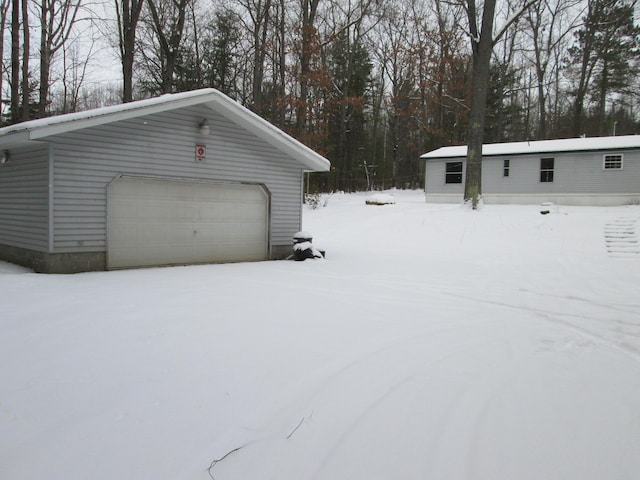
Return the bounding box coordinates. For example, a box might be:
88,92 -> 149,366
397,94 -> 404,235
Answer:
482,150 -> 640,194
49,104 -> 303,253
0,145 -> 50,251
425,160 -> 465,194
426,149 -> 640,197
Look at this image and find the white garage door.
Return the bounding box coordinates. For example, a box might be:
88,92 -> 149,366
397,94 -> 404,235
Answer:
107,177 -> 269,269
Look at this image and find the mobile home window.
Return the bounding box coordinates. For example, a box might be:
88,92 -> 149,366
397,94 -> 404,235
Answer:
445,162 -> 463,184
503,159 -> 510,177
603,154 -> 623,170
540,157 -> 554,183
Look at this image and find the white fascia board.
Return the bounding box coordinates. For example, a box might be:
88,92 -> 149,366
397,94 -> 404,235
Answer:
0,130 -> 33,149
28,91 -> 217,140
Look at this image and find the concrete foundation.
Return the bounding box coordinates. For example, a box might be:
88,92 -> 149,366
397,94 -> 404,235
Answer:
0,244 -> 106,274
1,243 -> 295,273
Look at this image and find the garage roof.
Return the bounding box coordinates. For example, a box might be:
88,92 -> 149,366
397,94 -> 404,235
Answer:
421,135 -> 640,160
0,88 -> 330,172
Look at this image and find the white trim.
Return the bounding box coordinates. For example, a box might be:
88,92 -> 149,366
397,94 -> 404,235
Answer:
48,145 -> 54,253
425,193 -> 640,206
425,193 -> 465,204
481,193 -> 640,206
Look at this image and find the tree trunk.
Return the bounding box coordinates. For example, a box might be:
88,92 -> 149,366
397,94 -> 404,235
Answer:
147,0 -> 190,94
39,0 -> 50,116
464,0 -> 496,208
529,9 -> 547,139
572,48 -> 591,137
21,0 -> 29,120
571,0 -> 598,137
597,58 -> 609,136
276,0 -> 286,127
117,0 -> 145,103
37,0 -> 82,116
0,1 -> 9,123
296,0 -> 320,136
10,0 -> 19,123
251,0 -> 271,111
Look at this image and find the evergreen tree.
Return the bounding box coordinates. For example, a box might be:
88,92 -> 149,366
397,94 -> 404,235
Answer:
568,0 -> 640,136
326,32 -> 372,191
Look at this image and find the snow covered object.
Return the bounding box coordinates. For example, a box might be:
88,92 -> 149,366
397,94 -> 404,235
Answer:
365,193 -> 396,205
292,231 -> 324,261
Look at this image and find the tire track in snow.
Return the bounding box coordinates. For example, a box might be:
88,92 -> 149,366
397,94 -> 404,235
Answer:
435,290 -> 640,364
352,274 -> 640,362
208,321 -> 507,479
517,289 -> 640,316
309,334 -> 504,480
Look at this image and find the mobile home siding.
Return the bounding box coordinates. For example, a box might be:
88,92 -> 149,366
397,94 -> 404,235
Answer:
49,104 -> 303,254
425,148 -> 640,204
482,150 -> 640,194
0,145 -> 50,251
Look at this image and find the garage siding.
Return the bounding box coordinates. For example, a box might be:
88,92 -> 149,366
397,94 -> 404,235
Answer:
49,104 -> 304,255
0,145 -> 50,251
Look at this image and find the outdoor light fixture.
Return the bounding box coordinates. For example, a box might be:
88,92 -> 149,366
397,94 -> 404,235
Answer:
199,119 -> 210,135
1,150 -> 9,164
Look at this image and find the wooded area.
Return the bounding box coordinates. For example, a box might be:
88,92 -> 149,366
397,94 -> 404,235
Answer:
2,0 -> 639,193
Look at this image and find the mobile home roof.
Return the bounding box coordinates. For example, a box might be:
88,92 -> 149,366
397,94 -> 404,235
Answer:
421,135 -> 640,160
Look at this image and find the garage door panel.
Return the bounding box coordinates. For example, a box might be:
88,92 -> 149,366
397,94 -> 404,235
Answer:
107,178 -> 268,269
109,198 -> 140,219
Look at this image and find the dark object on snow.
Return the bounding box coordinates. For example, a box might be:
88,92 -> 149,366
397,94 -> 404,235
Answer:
540,201 -> 554,215
292,232 -> 325,261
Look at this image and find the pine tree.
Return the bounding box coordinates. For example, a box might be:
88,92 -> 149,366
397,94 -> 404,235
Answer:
569,0 -> 640,136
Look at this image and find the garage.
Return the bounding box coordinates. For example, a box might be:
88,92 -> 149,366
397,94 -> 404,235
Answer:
107,177 -> 269,269
0,89 -> 330,273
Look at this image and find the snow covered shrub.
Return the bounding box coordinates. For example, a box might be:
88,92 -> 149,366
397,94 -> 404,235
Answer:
305,193 -> 328,209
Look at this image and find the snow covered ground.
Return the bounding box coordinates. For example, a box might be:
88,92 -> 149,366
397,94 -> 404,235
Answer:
2,189 -> 640,480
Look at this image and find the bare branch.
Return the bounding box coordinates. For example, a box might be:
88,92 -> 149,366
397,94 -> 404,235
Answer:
493,0 -> 537,46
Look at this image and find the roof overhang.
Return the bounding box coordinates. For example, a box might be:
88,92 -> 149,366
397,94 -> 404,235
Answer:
0,89 -> 331,172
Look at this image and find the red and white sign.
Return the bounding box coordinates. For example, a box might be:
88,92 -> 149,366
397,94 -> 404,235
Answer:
195,144 -> 206,162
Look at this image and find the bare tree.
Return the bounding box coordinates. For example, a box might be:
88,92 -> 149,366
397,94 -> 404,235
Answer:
525,0 -> 582,139
459,0 -> 536,208
10,0 -> 20,122
115,0 -> 145,102
144,0 -> 191,94
21,0 -> 29,119
296,0 -> 321,136
0,0 -> 10,122
376,3 -> 414,188
58,38 -> 94,113
272,0 -> 287,127
430,0 -> 468,147
248,0 -> 272,110
37,0 -> 83,115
